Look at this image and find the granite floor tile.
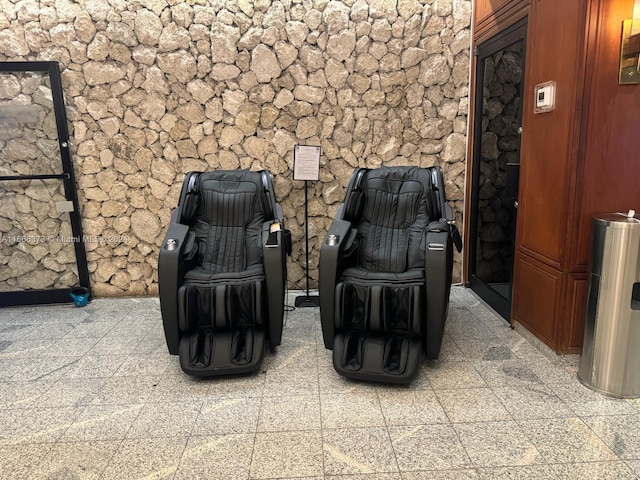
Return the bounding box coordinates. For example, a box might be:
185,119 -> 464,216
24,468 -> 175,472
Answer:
475,344 -> 515,361
425,361 -> 487,390
325,474 -> 401,480
29,440 -> 120,480
107,316 -> 159,338
528,361 -> 579,386
395,363 -> 433,390
445,316 -> 495,340
0,287 -> 622,479
436,334 -> 469,362
0,308 -> 24,324
102,436 -> 188,480
389,424 -> 472,471
377,389 -> 448,426
62,320 -> 115,338
0,338 -> 53,357
134,333 -> 170,354
454,339 -> 514,362
475,465 -> 558,479
435,388 -> 512,423
41,336 -> 100,356
625,459 -> 640,476
89,334 -> 144,355
89,375 -> 160,405
0,339 -> 14,355
519,417 -> 618,464
24,356 -> 82,382
258,394 -> 321,432
264,344 -> 319,374
175,433 -> 254,480
263,368 -> 320,396
551,461 -> 638,479
0,443 -> 53,479
280,323 -> 320,346
147,373 -> 212,403
206,372 -> 266,398
111,353 -> 174,376
9,306 -> 88,325
61,354 -> 127,379
321,392 -> 386,429
107,318 -> 159,338
318,365 -> 379,395
0,379 -> 53,409
401,470 -> 479,480
0,357 -> 44,381
491,384 -> 573,420
0,406 -> 80,444
192,397 -> 261,435
276,478 -> 323,480
549,381 -> 639,416
471,359 -> 543,387
507,337 -> 551,364
20,321 -> 76,340
323,427 -> 399,475
581,414 -> 640,459
60,403 -> 144,441
0,321 -> 34,336
250,430 -> 324,479
454,421 -> 544,468
127,402 -> 202,438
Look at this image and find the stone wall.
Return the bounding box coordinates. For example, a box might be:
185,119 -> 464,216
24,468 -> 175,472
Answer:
0,0 -> 470,296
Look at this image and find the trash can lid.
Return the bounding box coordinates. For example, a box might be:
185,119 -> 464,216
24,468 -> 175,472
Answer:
594,212 -> 640,229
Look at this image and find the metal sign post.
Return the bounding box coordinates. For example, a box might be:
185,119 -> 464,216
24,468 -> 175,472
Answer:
293,145 -> 321,308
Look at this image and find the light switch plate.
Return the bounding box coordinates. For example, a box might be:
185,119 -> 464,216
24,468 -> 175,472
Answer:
534,81 -> 556,114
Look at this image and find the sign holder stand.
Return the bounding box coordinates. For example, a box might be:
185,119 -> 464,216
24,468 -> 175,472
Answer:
293,145 -> 321,308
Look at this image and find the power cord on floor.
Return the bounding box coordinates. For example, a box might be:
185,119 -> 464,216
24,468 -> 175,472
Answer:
282,278 -> 310,326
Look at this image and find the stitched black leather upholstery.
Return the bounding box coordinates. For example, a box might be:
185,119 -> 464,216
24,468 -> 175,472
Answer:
319,166 -> 461,384
159,169 -> 289,377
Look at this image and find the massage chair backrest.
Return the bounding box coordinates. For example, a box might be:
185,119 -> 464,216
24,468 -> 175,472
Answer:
174,169 -> 276,273
339,166 -> 444,273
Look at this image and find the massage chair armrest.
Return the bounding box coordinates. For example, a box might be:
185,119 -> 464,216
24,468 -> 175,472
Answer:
319,219 -> 357,349
159,220 -> 194,355
424,220 -> 454,360
262,220 -> 288,348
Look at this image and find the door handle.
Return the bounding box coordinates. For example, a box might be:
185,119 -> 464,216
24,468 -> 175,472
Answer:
514,201 -> 519,208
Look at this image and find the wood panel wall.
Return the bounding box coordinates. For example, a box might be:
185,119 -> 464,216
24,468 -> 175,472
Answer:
560,0 -> 640,351
516,0 -> 585,268
474,0 -> 530,42
575,1 -> 640,267
512,0 -> 587,351
467,0 -> 640,353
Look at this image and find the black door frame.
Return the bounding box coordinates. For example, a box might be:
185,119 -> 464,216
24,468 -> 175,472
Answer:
468,18 -> 528,320
0,61 -> 90,306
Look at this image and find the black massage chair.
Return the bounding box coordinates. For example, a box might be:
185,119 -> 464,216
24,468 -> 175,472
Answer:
319,166 -> 462,384
159,169 -> 289,377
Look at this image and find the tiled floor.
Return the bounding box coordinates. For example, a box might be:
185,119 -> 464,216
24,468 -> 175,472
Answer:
1,287 -> 640,479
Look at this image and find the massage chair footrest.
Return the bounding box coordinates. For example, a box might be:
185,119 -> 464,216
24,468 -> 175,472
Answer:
178,329 -> 265,377
333,332 -> 422,384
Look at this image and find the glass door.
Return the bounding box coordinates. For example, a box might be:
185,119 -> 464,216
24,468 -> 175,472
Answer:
0,61 -> 89,306
468,19 -> 527,320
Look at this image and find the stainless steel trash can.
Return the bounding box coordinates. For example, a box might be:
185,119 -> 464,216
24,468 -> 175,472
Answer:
578,212 -> 640,398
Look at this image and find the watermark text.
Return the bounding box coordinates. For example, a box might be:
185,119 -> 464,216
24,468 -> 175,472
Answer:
0,234 -> 129,245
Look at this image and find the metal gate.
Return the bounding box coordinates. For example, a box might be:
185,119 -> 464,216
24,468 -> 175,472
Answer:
0,61 -> 89,306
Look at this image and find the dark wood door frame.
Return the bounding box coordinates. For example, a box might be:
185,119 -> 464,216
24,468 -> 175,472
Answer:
467,18 -> 528,320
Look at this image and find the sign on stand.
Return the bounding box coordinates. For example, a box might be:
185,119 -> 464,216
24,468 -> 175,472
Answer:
293,145 -> 321,308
